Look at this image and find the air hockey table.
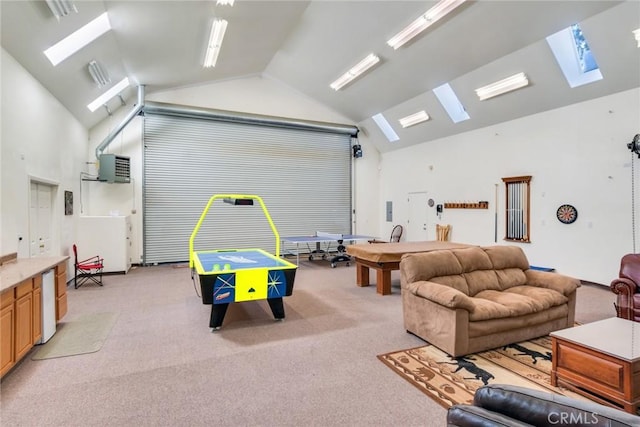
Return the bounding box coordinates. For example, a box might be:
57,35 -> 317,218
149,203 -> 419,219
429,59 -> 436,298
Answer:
190,194 -> 297,330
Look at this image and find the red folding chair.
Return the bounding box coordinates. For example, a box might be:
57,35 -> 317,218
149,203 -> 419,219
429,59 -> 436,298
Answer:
73,244 -> 104,289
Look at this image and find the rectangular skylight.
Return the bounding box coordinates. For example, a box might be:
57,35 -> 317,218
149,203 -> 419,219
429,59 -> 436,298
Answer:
87,77 -> 130,112
372,113 -> 399,142
433,83 -> 470,123
546,23 -> 602,88
44,12 -> 111,66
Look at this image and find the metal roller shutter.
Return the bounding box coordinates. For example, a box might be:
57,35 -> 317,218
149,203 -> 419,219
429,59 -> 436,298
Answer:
143,112 -> 353,264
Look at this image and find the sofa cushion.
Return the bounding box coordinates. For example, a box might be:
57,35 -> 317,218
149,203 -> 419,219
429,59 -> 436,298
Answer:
505,286 -> 568,308
453,247 -> 501,295
400,250 -> 463,287
469,287 -> 568,321
495,268 -> 527,290
483,246 -> 530,271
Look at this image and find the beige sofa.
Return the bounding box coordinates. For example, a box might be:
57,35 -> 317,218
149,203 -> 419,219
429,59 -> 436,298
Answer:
400,245 -> 581,357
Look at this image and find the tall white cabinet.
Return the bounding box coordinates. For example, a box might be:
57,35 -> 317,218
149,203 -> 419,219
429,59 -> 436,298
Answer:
76,216 -> 132,273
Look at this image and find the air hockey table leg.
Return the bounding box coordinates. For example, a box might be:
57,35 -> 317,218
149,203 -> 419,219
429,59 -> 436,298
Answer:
267,297 -> 285,321
210,303 -> 229,330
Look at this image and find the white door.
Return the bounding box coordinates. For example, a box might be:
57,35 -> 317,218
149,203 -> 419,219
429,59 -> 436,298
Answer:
407,192 -> 429,241
30,182 -> 54,257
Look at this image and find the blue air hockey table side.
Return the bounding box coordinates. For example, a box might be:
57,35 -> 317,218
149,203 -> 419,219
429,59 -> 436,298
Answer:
194,248 -> 297,329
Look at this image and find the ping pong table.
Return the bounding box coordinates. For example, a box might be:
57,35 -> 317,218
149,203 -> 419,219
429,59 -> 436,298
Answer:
281,232 -> 373,267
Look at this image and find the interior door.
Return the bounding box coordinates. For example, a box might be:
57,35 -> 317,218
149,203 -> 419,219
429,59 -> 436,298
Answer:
407,192 -> 429,241
30,182 -> 53,257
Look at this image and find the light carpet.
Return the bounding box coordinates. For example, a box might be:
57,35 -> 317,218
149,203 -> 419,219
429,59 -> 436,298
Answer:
378,335 -> 588,409
32,312 -> 119,360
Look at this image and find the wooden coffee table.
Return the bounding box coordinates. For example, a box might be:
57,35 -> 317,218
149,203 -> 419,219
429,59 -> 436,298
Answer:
550,317 -> 640,414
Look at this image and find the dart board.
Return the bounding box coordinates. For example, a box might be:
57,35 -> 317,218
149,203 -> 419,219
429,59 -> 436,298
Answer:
556,204 -> 578,224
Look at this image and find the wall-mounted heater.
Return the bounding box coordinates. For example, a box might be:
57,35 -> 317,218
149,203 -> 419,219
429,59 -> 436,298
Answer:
98,154 -> 131,183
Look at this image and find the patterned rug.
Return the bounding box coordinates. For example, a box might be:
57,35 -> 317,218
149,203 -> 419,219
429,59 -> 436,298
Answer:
378,335 -> 588,409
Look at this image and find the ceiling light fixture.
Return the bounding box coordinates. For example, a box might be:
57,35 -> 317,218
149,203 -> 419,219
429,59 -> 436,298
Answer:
44,12 -> 111,66
387,0 -> 467,49
204,19 -> 228,68
399,110 -> 430,128
216,0 -> 235,5
634,29 -> 640,47
87,77 -> 130,112
87,60 -> 111,88
372,113 -> 400,142
330,53 -> 380,91
45,0 -> 77,20
475,72 -> 529,101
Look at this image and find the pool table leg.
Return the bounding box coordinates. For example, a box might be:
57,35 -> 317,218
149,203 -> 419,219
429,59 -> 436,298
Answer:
377,270 -> 392,296
356,262 -> 370,287
268,297 -> 285,320
210,303 -> 229,330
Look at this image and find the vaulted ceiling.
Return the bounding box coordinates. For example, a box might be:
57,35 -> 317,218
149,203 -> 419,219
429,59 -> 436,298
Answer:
2,1 -> 639,153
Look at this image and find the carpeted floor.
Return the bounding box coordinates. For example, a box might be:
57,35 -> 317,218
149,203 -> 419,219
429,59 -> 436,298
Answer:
0,261 -> 616,426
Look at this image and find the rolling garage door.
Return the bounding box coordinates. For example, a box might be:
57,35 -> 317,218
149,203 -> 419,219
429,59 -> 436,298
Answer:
142,105 -> 357,264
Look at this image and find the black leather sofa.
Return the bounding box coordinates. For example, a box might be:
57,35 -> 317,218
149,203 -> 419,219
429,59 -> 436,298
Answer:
447,384 -> 640,427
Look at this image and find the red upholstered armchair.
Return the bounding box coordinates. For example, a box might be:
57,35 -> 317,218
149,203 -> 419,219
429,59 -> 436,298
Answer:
610,254 -> 640,321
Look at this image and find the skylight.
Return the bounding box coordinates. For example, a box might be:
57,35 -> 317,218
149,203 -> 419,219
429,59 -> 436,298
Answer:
433,83 -> 470,123
44,12 -> 111,66
372,113 -> 400,142
87,77 -> 130,112
546,23 -> 602,88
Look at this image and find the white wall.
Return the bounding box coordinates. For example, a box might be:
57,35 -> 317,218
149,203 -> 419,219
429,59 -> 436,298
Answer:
86,75 -> 377,264
1,48 -> 88,275
373,88 -> 640,285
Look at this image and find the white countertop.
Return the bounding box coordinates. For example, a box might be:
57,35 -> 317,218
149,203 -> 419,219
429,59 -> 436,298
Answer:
0,256 -> 69,292
551,317 -> 640,361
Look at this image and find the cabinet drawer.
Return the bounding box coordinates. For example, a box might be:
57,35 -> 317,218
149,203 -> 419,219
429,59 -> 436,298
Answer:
16,280 -> 33,298
0,289 -> 15,309
56,262 -> 67,275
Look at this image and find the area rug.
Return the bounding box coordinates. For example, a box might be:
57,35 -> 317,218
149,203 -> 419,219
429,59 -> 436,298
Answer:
32,312 -> 119,360
378,335 -> 588,409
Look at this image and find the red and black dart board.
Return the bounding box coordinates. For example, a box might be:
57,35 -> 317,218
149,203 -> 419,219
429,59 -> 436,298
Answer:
556,204 -> 578,224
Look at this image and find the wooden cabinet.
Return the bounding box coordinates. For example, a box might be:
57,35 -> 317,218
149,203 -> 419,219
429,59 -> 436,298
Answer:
14,280 -> 33,361
55,262 -> 67,321
0,255 -> 69,379
33,275 -> 42,344
0,289 -> 15,377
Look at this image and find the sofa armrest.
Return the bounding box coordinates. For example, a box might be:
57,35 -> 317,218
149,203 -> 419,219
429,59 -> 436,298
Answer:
611,277 -> 639,296
524,270 -> 580,296
473,384 -> 640,426
405,280 -> 475,312
447,404 -> 534,427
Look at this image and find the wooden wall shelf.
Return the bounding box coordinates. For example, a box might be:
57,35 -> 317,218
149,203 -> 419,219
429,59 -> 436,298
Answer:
444,201 -> 489,209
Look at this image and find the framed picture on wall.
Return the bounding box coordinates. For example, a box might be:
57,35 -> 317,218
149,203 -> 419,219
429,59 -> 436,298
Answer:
64,191 -> 73,216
